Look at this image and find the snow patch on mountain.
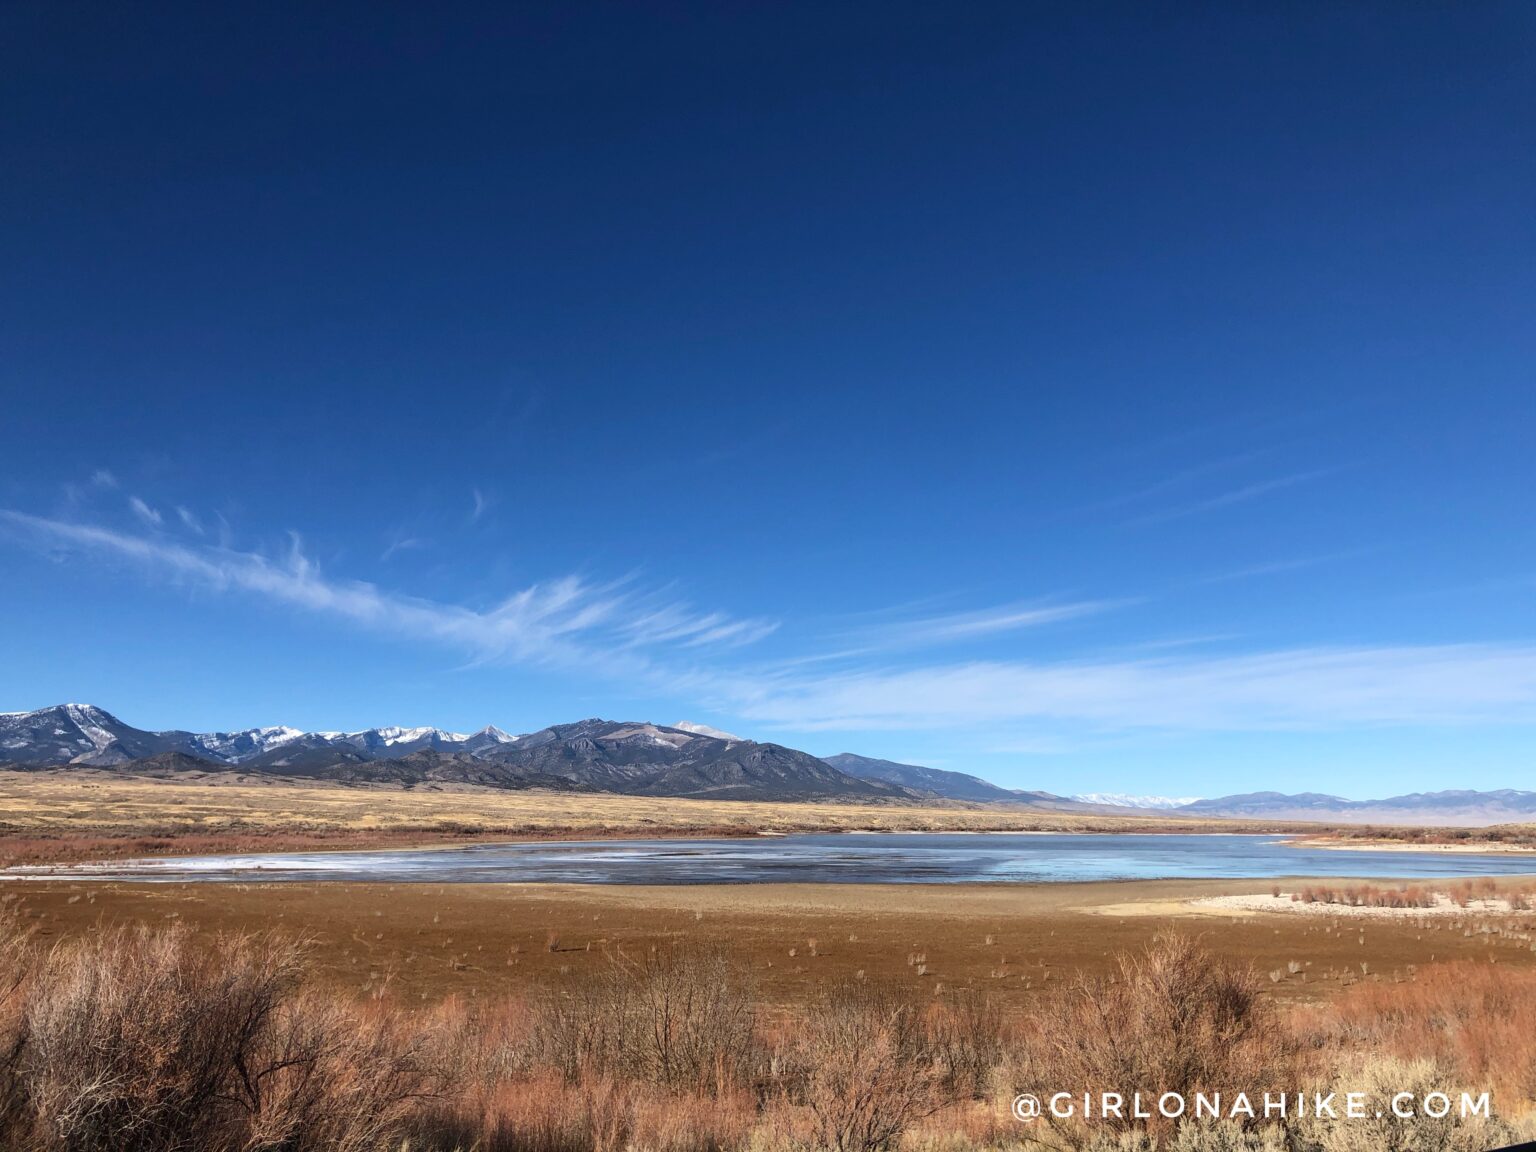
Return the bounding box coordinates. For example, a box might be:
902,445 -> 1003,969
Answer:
61,704 -> 118,752
1073,793 -> 1203,809
190,726 -> 307,762
672,721 -> 743,743
372,726 -> 470,745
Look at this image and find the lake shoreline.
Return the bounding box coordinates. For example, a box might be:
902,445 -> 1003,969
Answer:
1288,837 -> 1536,856
9,830 -> 1536,886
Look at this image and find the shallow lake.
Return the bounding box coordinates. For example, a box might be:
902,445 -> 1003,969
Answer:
8,833 -> 1536,885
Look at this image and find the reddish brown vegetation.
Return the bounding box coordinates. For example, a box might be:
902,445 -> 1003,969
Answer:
1296,961 -> 1536,1105
1325,825 -> 1536,849
0,915 -> 1525,1150
1292,878 -> 1536,909
1012,932 -> 1303,1142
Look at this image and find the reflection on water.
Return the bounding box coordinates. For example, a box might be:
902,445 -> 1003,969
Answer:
7,833 -> 1536,885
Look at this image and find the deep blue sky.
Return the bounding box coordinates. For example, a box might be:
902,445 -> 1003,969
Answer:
3,3 -> 1534,797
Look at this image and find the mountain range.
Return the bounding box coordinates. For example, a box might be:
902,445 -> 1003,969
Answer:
1176,790 -> 1536,826
3,705 -> 1534,824
0,705 -> 925,803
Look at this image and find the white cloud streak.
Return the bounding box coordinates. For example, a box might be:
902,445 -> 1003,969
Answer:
127,497 -> 162,527
1130,468 -> 1338,526
380,534 -> 426,562
0,510 -> 775,671
842,600 -> 1124,650
721,646 -> 1536,732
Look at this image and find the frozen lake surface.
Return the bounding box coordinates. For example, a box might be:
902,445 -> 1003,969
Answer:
7,833 -> 1536,885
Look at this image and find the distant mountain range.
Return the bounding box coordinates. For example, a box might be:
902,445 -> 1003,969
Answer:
1176,790 -> 1536,826
4,705 -> 1534,824
0,705 -> 914,802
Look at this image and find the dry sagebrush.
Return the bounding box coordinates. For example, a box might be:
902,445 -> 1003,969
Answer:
0,911 -> 1527,1152
0,918 -> 447,1152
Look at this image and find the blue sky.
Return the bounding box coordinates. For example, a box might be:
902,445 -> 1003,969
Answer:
2,3 -> 1534,797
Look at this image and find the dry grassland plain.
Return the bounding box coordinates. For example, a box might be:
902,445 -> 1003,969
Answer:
0,771 -> 1305,864
0,773 -> 1532,1011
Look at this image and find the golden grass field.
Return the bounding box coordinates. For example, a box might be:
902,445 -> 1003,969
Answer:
0,771 -> 1302,865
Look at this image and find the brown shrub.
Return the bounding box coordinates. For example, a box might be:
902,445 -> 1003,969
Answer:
1015,932 -> 1301,1144
782,979 -> 950,1152
19,923 -> 446,1152
237,992 -> 450,1152
529,946 -> 761,1093
926,993 -> 1007,1100
21,925 -> 304,1151
1295,884 -> 1440,909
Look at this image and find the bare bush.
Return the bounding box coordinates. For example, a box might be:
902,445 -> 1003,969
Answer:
22,925 -> 303,1151
927,993 -> 1006,1100
530,946 -> 760,1093
1015,932 -> 1300,1144
237,992 -> 448,1152
19,923 -> 444,1152
783,979 -> 950,1152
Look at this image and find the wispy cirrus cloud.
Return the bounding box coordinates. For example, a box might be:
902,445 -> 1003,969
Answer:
620,604 -> 778,649
719,645 -> 1536,733
127,496 -> 162,527
834,599 -> 1126,653
380,532 -> 427,562
1192,548 -> 1371,585
0,509 -> 776,671
1082,450 -> 1272,514
1129,467 -> 1340,526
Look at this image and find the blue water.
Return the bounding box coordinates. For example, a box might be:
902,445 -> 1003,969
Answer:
7,833 -> 1536,885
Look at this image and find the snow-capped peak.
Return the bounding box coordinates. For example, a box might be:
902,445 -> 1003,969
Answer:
1073,793 -> 1203,810
472,725 -> 519,744
672,721 -> 744,743
345,726 -> 470,745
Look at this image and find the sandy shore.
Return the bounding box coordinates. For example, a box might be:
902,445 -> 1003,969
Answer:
1191,892 -> 1535,918
1290,837 -> 1536,855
